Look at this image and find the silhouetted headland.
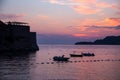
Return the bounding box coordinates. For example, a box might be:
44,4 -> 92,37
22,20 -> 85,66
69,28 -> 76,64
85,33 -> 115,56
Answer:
0,20 -> 39,52
75,36 -> 120,45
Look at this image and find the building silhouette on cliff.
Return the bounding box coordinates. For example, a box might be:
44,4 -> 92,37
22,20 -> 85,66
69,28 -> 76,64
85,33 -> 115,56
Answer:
0,20 -> 39,51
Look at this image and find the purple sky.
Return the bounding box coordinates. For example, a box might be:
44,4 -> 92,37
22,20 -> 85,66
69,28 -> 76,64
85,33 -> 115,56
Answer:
0,0 -> 120,44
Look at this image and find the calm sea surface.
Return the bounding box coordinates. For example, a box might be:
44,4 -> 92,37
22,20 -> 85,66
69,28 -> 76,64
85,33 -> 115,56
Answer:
0,45 -> 120,80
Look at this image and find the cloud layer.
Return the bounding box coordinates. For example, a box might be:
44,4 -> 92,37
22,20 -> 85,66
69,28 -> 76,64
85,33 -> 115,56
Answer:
1,0 -> 119,42
41,0 -> 119,15
0,13 -> 26,21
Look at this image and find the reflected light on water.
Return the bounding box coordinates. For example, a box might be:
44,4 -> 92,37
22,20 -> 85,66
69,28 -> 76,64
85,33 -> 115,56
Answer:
0,45 -> 120,80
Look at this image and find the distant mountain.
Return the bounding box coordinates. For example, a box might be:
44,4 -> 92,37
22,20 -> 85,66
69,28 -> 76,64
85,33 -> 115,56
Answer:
75,36 -> 120,45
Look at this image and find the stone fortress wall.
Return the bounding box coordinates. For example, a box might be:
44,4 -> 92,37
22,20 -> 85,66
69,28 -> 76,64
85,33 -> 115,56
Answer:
0,20 -> 39,51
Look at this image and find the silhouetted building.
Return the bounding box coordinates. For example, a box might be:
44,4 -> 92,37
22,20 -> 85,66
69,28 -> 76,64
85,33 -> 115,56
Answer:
0,20 -> 39,51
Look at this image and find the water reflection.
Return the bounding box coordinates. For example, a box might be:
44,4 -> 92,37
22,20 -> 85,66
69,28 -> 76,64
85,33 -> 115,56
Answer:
0,45 -> 120,80
0,51 -> 36,80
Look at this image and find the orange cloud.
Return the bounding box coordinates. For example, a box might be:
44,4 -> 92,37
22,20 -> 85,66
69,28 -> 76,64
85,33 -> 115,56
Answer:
81,18 -> 120,26
105,18 -> 120,26
68,17 -> 120,34
72,33 -> 102,38
72,33 -> 88,37
72,5 -> 101,14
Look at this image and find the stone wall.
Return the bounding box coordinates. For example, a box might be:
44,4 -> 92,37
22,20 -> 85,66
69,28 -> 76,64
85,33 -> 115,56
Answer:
0,20 -> 39,51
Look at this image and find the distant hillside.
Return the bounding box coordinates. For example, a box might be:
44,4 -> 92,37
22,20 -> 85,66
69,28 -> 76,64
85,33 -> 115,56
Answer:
75,36 -> 120,45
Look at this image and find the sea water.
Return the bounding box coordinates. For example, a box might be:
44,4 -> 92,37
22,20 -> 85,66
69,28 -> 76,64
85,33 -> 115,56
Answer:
0,45 -> 120,80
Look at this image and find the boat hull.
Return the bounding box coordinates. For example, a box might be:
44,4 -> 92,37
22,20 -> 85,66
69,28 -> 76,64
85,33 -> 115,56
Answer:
82,53 -> 95,56
53,56 -> 69,61
70,54 -> 83,57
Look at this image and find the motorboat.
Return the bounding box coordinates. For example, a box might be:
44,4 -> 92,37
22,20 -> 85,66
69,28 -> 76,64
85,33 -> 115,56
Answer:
53,55 -> 69,61
70,54 -> 83,57
81,52 -> 95,56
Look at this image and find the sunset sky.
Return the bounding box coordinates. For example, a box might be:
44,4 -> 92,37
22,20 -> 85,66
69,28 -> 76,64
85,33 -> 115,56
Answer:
0,0 -> 120,44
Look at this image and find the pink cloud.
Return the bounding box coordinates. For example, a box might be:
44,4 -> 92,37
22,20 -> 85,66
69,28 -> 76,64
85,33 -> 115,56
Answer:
43,0 -> 113,15
109,18 -> 120,22
72,5 -> 101,14
37,14 -> 50,20
49,0 -> 65,5
30,14 -> 69,34
0,13 -> 26,21
68,17 -> 120,34
72,33 -> 88,37
97,2 -> 112,8
112,5 -> 120,10
70,0 -> 112,15
41,0 -> 65,5
112,5 -> 120,15
115,12 -> 120,15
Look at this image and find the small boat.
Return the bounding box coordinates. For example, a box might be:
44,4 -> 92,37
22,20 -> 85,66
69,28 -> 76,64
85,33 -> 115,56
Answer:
81,52 -> 95,56
70,54 -> 83,57
53,55 -> 69,61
